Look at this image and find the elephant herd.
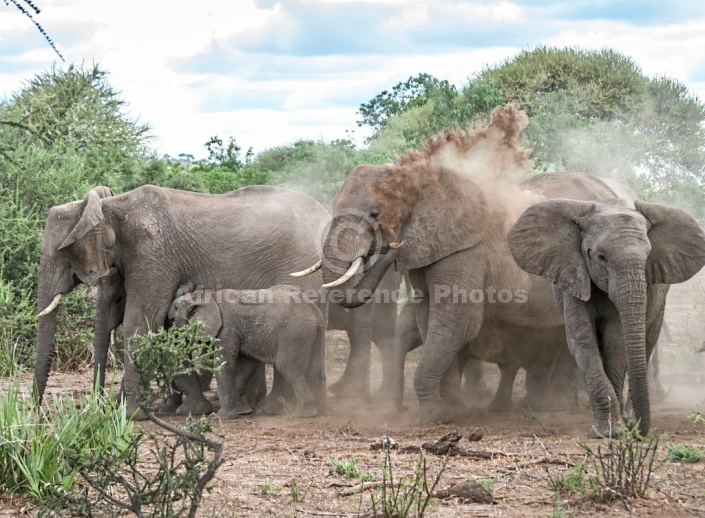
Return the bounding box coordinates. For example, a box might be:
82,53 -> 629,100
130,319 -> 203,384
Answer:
34,105 -> 705,437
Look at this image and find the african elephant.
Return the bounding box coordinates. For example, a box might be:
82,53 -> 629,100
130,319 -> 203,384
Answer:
508,193 -> 705,436
298,105 -> 652,424
169,285 -> 326,419
35,184 -> 329,419
390,297 -> 577,413
325,269 -> 401,401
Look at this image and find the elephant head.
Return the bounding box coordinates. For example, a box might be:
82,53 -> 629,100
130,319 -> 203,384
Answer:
35,186 -> 116,403
313,161 -> 488,307
508,197 -> 705,435
169,291 -> 223,341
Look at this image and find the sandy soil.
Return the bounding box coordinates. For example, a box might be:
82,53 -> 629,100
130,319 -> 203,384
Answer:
2,332 -> 705,517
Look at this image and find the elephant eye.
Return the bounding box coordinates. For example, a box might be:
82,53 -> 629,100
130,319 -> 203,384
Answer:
370,209 -> 380,220
597,253 -> 608,264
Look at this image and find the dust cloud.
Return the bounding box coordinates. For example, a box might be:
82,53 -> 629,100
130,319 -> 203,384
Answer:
373,104 -> 546,236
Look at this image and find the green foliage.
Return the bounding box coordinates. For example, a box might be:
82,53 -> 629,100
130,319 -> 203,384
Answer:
357,73 -> 457,132
186,135 -> 269,194
361,74 -> 504,153
45,323 -> 225,516
548,463 -> 590,495
577,424 -> 661,501
261,476 -> 283,495
368,441 -> 446,518
262,138 -> 363,208
667,443 -> 703,463
0,278 -> 37,374
328,455 -> 373,482
0,377 -> 133,500
129,323 -> 221,412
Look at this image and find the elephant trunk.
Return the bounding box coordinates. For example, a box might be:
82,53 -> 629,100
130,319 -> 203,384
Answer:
93,296 -> 112,394
321,215 -> 401,308
610,263 -> 650,436
34,255 -> 77,404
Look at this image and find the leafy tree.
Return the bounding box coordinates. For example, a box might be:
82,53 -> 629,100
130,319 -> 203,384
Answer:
357,73 -> 459,132
188,136 -> 269,194
260,139 -> 363,208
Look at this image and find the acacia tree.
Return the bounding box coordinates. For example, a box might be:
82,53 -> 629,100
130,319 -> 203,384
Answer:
358,47 -> 705,218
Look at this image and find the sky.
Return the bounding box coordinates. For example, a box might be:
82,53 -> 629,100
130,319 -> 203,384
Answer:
2,0 -> 705,159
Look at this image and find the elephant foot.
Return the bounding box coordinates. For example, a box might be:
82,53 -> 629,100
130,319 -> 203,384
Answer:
159,392 -> 183,414
298,402 -> 318,418
233,399 -> 253,415
124,401 -> 149,421
487,396 -> 513,413
590,419 -> 624,439
216,407 -> 242,420
257,394 -> 286,416
329,378 -> 371,402
417,401 -> 458,424
176,398 -> 213,416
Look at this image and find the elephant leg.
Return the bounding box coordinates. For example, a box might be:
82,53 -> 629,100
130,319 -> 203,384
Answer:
383,300 -> 424,412
645,300 -> 667,403
461,359 -> 492,402
245,359 -> 267,409
175,370 -> 213,416
414,313 -> 481,423
563,297 -> 622,437
305,325 -> 328,415
487,363 -> 519,412
329,303 -> 373,401
278,358 -> 318,418
440,356 -> 465,410
159,384 -> 183,413
258,368 -> 294,415
217,355 -> 258,419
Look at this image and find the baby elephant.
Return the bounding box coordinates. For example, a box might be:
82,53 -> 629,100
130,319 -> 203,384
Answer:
169,285 -> 326,419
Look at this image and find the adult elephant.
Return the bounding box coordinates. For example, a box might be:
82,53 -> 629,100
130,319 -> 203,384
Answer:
508,187 -> 705,436
298,105 -> 647,425
390,297 -> 577,413
324,269 -> 401,401
92,270 -> 238,413
35,184 -> 329,419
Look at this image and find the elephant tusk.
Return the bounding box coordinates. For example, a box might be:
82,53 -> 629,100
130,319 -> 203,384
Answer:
290,259 -> 323,277
322,257 -> 364,289
38,293 -> 63,317
389,241 -> 406,249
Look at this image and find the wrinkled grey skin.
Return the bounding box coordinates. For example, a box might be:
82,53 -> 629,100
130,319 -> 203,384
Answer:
169,285 -> 326,419
320,167 -> 679,426
326,269 -> 401,401
391,298 -> 577,413
35,185 -> 328,420
94,272 -> 212,395
509,178 -> 705,437
320,167 -> 616,424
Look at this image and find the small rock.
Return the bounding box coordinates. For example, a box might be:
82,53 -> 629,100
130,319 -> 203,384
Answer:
370,436 -> 397,451
467,428 -> 483,442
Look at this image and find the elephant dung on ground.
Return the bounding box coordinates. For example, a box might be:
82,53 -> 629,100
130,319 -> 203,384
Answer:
169,285 -> 326,419
36,184 -> 329,419
508,190 -> 705,437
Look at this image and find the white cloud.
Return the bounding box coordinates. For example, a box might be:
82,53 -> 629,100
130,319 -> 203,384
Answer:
2,0 -> 705,158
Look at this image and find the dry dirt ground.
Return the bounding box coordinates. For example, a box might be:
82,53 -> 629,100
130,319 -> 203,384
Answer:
2,331 -> 705,517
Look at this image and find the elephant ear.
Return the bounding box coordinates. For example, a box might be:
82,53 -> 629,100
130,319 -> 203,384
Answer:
635,200 -> 705,285
508,199 -> 595,301
191,297 -> 223,341
59,190 -> 105,250
398,169 -> 489,270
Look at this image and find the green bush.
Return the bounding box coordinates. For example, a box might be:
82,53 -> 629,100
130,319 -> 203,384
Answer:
0,377 -> 133,500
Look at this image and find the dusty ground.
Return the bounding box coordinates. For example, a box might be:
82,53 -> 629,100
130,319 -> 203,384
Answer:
2,331 -> 705,517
